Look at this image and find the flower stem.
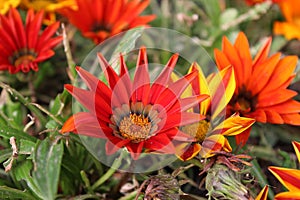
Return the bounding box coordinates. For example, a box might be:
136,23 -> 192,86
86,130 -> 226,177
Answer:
91,153 -> 123,190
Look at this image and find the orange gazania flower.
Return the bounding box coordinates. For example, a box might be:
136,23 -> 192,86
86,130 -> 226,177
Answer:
175,64 -> 255,161
0,0 -> 20,15
214,32 -> 300,144
59,0 -> 155,44
61,47 -> 209,159
20,0 -> 77,25
0,8 -> 62,74
269,141 -> 300,200
273,0 -> 300,40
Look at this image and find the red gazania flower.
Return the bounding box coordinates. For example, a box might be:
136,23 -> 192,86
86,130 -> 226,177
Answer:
214,32 -> 300,144
61,47 -> 209,159
175,64 -> 255,161
0,8 -> 62,74
269,141 -> 300,200
59,0 -> 155,44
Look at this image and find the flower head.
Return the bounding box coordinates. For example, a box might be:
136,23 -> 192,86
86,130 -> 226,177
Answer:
269,141 -> 300,200
59,0 -> 155,44
175,63 -> 255,161
61,47 -> 208,159
214,32 -> 300,143
273,0 -> 300,40
0,0 -> 20,15
20,0 -> 77,24
0,8 -> 62,74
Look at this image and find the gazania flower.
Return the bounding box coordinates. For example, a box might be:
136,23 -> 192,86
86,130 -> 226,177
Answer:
175,64 -> 255,161
273,0 -> 300,40
20,0 -> 77,25
61,47 -> 209,159
269,141 -> 300,200
59,0 -> 155,44
255,186 -> 269,200
0,0 -> 20,15
0,8 -> 62,74
214,32 -> 300,144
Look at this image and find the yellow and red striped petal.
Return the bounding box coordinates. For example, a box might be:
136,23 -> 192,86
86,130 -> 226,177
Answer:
292,141 -> 300,163
275,191 -> 300,200
175,143 -> 201,161
255,186 -> 269,200
269,166 -> 300,192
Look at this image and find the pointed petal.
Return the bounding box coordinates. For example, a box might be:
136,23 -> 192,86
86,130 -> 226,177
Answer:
97,53 -> 120,89
281,113 -> 300,125
255,186 -> 269,200
131,47 -> 150,105
60,112 -> 108,138
292,141 -> 300,163
257,89 -> 297,107
235,127 -> 252,147
269,166 -> 300,191
200,134 -> 227,158
213,115 -> 255,136
149,53 -> 179,103
253,37 -> 272,67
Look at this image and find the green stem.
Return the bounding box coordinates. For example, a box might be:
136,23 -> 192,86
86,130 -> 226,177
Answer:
91,153 -> 123,190
0,81 -> 47,126
251,159 -> 274,199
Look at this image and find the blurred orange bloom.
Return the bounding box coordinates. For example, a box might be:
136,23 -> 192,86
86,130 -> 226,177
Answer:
20,0 -> 77,25
214,32 -> 300,144
273,0 -> 300,40
0,8 -> 62,73
0,0 -> 20,15
60,0 -> 155,44
269,141 -> 300,200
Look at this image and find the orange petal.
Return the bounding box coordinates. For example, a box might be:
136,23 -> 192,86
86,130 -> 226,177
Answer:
281,113 -> 300,125
292,141 -> 300,163
274,21 -> 300,40
253,37 -> 272,67
255,186 -> 269,200
214,48 -> 231,70
234,32 -> 252,85
275,191 -> 300,200
200,134 -> 226,157
235,127 -> 251,146
269,166 -> 300,192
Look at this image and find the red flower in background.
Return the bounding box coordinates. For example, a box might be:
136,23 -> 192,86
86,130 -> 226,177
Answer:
0,8 -> 62,74
214,32 -> 300,144
60,0 -> 155,44
61,47 -> 208,159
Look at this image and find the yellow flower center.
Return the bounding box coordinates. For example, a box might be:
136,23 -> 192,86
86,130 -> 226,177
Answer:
9,48 -> 37,67
181,120 -> 210,143
14,55 -> 36,67
119,113 -> 151,143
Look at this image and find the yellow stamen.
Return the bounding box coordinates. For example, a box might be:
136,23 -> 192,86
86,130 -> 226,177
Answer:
182,120 -> 210,143
119,113 -> 151,143
14,55 -> 35,67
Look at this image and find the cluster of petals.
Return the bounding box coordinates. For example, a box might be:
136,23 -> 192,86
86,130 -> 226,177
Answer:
0,8 -> 62,73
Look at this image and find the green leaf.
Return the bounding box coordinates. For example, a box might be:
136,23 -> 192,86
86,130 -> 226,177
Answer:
19,139 -> 35,155
109,27 -> 144,70
201,0 -> 221,26
25,138 -> 64,200
0,186 -> 36,200
0,149 -> 11,163
0,124 -> 36,142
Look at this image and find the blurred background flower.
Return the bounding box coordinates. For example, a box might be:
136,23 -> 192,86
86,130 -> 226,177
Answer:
0,0 -> 20,14
0,8 -> 62,73
59,0 -> 155,44
20,0 -> 77,25
273,0 -> 300,40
